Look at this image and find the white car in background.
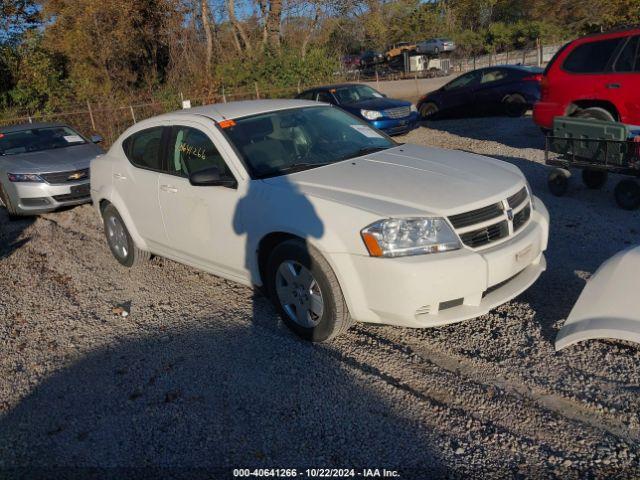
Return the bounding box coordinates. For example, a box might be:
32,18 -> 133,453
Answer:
91,100 -> 549,342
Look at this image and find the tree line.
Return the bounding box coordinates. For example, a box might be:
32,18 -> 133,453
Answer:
1,0 -> 638,115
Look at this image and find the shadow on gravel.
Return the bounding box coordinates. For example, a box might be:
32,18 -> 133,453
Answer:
0,209 -> 34,260
421,116 -> 545,150
0,324 -> 443,479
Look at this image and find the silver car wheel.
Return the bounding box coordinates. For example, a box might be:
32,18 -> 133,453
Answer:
275,260 -> 324,328
106,215 -> 129,259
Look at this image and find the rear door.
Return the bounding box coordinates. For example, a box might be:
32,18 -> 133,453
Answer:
606,35 -> 640,123
117,126 -> 168,247
475,68 -> 511,113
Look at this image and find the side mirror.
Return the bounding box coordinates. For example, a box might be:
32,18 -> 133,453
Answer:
189,166 -> 237,188
90,134 -> 103,144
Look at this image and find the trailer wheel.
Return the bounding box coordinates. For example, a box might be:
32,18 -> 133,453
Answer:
548,168 -> 570,197
614,179 -> 640,210
582,169 -> 608,189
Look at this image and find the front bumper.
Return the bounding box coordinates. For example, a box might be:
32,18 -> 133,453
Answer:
330,196 -> 549,327
4,179 -> 91,214
371,113 -> 420,136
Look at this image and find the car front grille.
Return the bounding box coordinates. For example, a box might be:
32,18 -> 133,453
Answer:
40,168 -> 90,184
384,106 -> 411,119
448,203 -> 503,229
448,186 -> 531,249
52,191 -> 91,202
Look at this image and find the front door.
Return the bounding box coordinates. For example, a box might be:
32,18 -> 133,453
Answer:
157,123 -> 246,280
606,35 -> 640,123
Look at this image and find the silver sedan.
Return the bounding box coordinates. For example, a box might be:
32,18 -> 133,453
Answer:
0,122 -> 104,217
416,38 -> 456,55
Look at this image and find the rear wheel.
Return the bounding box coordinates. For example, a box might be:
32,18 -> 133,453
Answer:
102,204 -> 150,267
503,94 -> 528,117
614,179 -> 640,210
266,239 -> 352,342
548,168 -> 571,196
573,107 -> 616,122
582,169 -> 608,189
419,102 -> 439,119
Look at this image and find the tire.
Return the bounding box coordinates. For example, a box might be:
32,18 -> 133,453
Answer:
503,94 -> 527,117
266,239 -> 352,342
0,183 -> 22,220
582,168 -> 608,189
614,179 -> 640,210
419,102 -> 439,119
101,204 -> 150,267
548,168 -> 570,197
573,107 -> 616,122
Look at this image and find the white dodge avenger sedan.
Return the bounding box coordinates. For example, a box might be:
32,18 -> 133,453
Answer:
91,100 -> 549,342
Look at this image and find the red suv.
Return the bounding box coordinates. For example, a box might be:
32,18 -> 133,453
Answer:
534,28 -> 640,129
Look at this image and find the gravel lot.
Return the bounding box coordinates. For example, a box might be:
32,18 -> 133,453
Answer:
1,114 -> 640,479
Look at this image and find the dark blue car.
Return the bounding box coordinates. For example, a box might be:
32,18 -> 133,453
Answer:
296,83 -> 419,136
417,65 -> 543,119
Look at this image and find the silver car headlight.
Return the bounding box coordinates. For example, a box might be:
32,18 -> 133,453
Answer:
361,217 -> 461,257
7,173 -> 44,182
361,109 -> 383,121
410,104 -> 418,112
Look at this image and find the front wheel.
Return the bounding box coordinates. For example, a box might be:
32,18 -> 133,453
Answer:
102,204 -> 150,267
266,239 -> 352,342
548,168 -> 570,196
419,102 -> 439,119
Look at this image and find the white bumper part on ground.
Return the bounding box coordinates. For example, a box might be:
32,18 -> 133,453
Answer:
555,245 -> 640,351
335,197 -> 549,327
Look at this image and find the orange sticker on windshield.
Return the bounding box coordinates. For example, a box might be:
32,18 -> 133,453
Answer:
218,119 -> 236,129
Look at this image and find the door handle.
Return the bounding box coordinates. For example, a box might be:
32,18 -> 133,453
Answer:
160,185 -> 178,193
113,173 -> 127,180
606,83 -> 621,89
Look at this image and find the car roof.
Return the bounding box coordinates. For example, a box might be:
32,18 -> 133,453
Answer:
155,99 -> 323,123
0,122 -> 67,134
301,83 -> 363,93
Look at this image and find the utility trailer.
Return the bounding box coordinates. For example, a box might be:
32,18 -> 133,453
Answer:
545,116 -> 640,210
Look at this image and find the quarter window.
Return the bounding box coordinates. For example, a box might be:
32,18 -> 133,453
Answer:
123,127 -> 164,170
481,69 -> 508,84
614,36 -> 639,72
563,38 -> 623,73
169,126 -> 232,179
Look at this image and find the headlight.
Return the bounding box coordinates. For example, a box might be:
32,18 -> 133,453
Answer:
361,109 -> 383,121
411,104 -> 418,112
361,217 -> 461,257
7,173 -> 44,182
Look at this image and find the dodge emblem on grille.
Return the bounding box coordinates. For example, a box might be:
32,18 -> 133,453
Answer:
506,208 -> 514,221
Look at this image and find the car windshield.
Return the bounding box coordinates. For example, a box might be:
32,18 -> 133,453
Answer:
0,126 -> 86,156
333,85 -> 384,104
222,106 -> 396,179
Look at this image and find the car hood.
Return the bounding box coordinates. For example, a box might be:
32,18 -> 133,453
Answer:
0,143 -> 103,174
342,97 -> 411,112
264,144 -> 526,217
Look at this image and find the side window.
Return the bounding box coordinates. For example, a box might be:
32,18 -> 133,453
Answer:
563,38 -> 623,73
123,127 -> 164,170
316,92 -> 334,103
168,126 -> 233,180
481,69 -> 508,84
298,91 -> 315,100
444,71 -> 479,90
614,36 -> 639,72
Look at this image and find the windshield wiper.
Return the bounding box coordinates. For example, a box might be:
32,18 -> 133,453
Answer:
257,162 -> 330,179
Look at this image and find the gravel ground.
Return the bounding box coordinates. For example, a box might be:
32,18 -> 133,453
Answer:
1,115 -> 640,479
